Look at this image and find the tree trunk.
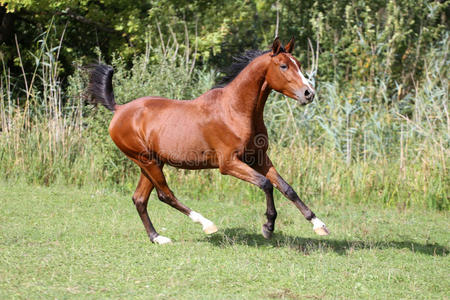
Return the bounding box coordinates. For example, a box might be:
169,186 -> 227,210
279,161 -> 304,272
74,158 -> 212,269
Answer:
0,5 -> 15,44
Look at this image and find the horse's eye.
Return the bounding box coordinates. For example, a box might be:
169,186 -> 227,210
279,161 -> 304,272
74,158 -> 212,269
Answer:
280,64 -> 288,70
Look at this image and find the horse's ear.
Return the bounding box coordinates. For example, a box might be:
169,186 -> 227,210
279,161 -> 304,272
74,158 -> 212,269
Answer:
271,37 -> 283,56
285,36 -> 295,53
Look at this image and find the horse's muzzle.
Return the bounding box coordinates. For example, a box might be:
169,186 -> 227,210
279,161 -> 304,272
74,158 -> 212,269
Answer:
295,86 -> 315,105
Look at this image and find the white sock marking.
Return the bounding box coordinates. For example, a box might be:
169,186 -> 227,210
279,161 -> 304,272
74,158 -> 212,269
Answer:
189,211 -> 214,230
311,217 -> 326,230
153,235 -> 172,244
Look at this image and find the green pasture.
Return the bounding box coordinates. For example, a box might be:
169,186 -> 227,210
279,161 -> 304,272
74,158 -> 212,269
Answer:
0,182 -> 448,299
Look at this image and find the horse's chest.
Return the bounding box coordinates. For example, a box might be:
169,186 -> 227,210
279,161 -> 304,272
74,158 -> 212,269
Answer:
238,130 -> 267,154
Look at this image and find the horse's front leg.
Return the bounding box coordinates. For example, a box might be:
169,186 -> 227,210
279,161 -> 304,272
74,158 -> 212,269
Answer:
219,155 -> 276,237
248,158 -> 277,239
258,155 -> 329,236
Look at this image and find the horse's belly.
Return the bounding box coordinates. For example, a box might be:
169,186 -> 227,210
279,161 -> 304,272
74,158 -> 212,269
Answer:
161,149 -> 219,170
156,136 -> 218,169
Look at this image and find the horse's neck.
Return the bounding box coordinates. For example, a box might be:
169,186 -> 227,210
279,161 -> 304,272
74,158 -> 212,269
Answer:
254,82 -> 272,124
224,56 -> 270,119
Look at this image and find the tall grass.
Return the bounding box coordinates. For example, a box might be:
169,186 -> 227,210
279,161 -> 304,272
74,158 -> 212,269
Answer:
0,30 -> 448,210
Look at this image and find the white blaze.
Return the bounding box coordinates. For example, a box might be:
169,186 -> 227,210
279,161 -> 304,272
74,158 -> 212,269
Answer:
289,57 -> 312,90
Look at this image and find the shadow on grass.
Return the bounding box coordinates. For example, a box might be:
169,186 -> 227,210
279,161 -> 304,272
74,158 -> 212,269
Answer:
201,227 -> 448,256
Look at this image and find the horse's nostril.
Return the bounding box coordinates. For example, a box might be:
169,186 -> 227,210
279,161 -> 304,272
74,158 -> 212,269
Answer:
304,89 -> 314,100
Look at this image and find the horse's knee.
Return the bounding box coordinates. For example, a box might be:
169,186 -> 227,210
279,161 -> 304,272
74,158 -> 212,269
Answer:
260,178 -> 273,194
157,191 -> 174,205
132,195 -> 139,205
285,186 -> 297,200
132,195 -> 147,213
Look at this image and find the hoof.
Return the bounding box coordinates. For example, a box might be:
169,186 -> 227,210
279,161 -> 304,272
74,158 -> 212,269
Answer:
262,225 -> 273,239
311,217 -> 329,236
314,226 -> 330,236
153,235 -> 172,244
203,224 -> 218,234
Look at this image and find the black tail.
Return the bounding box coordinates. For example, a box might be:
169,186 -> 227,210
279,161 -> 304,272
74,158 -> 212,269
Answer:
87,64 -> 116,111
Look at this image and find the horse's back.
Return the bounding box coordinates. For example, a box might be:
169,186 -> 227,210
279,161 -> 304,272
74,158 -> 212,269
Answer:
108,96 -> 217,165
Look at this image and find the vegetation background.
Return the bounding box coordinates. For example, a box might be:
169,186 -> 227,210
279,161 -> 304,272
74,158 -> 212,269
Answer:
1,0 -> 448,209
0,1 -> 449,298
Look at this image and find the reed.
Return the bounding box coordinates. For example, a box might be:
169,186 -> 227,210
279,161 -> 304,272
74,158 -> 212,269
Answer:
0,29 -> 448,210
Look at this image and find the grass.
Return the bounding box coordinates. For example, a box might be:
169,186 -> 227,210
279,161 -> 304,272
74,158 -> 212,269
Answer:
0,182 -> 448,299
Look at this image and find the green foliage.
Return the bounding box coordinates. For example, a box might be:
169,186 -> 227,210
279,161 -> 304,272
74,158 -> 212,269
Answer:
0,2 -> 448,210
307,0 -> 447,98
2,0 -> 447,99
0,26 -> 448,209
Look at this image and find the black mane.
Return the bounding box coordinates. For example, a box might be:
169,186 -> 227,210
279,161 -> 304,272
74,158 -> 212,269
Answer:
213,49 -> 270,89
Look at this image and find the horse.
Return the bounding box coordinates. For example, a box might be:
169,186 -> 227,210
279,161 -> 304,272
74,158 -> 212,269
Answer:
87,37 -> 329,244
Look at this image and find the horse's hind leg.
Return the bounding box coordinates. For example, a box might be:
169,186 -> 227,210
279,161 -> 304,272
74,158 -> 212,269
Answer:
139,160 -> 218,236
132,171 -> 171,244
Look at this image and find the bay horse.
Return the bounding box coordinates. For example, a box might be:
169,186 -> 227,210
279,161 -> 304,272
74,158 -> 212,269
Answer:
87,37 -> 329,244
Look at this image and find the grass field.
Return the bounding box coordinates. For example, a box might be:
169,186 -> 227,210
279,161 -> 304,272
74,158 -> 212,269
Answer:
0,181 -> 448,299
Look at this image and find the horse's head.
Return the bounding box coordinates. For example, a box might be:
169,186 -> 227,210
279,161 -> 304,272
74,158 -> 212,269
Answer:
265,37 -> 315,105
